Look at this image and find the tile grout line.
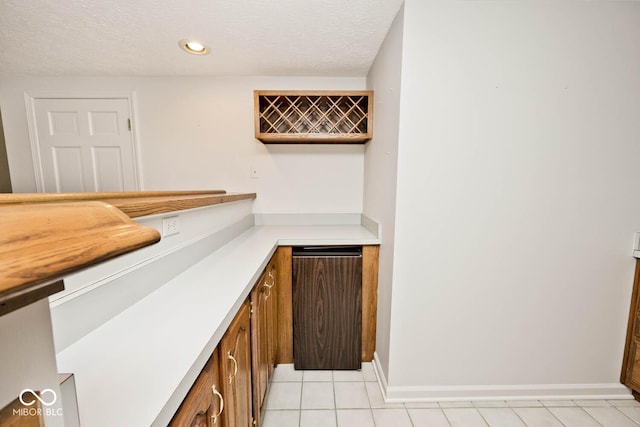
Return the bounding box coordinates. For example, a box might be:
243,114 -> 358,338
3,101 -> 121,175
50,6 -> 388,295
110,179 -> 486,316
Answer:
478,406 -> 518,427
331,370 -> 338,427
474,406 -> 492,427
611,404 -> 640,426
361,376 -> 378,427
298,376 -> 303,427
400,391 -> 416,426
542,404 -> 570,427
403,399 -> 416,426
575,406 -> 604,427
406,402 -> 453,427
516,402 -> 570,427
441,407 -> 455,427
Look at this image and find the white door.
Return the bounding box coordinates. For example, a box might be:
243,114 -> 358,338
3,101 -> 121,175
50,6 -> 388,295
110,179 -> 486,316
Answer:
32,98 -> 138,192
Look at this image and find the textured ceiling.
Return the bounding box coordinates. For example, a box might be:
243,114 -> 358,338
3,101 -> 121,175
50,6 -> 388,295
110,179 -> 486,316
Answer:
0,0 -> 404,76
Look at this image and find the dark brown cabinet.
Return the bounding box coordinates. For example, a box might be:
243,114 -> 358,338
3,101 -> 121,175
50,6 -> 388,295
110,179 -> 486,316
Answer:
170,303 -> 254,427
292,246 -> 362,370
170,302 -> 254,427
251,260 -> 278,427
267,264 -> 278,376
172,254 -> 283,427
622,261 -> 640,398
171,245 -> 379,425
169,349 -> 223,427
220,300 -> 253,427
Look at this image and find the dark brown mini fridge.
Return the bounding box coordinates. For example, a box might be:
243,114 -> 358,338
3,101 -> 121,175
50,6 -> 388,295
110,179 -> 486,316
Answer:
292,246 -> 362,370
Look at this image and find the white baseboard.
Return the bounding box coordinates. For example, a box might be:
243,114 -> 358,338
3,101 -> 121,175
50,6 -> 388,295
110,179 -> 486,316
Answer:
371,352 -> 632,402
371,351 -> 390,402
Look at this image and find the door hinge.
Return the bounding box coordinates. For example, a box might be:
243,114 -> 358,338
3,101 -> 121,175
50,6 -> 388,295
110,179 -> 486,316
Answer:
127,118 -> 132,131
249,300 -> 254,315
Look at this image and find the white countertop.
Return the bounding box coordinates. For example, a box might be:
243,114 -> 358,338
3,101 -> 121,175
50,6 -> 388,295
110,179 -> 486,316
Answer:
55,224 -> 379,427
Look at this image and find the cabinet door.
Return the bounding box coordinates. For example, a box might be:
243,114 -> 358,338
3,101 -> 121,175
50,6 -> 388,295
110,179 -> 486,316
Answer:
251,260 -> 281,427
220,301 -> 253,427
622,261 -> 640,395
210,348 -> 224,427
266,262 -> 278,375
251,272 -> 270,427
627,338 -> 640,390
170,349 -> 223,427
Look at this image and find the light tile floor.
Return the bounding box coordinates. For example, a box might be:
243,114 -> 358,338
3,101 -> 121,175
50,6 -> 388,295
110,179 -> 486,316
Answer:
262,363 -> 640,427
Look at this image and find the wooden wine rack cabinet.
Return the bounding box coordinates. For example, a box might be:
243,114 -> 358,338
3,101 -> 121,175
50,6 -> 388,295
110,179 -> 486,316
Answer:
254,90 -> 373,143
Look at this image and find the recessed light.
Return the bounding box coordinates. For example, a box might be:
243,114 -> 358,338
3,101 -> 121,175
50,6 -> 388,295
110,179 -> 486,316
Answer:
179,39 -> 209,55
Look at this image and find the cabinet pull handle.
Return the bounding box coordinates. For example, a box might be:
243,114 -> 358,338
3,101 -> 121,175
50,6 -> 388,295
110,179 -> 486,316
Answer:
211,385 -> 224,424
262,281 -> 273,299
268,270 -> 275,286
227,351 -> 238,383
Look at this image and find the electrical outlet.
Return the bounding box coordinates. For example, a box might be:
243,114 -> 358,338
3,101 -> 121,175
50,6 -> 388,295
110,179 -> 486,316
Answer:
162,216 -> 180,237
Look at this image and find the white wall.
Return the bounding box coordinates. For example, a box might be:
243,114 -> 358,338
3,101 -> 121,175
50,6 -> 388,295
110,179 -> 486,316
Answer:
364,5 -> 403,381
51,200 -> 255,352
0,75 -> 365,214
385,0 -> 640,399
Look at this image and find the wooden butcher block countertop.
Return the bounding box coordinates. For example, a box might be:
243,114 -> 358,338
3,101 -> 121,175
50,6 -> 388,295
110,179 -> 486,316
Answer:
0,190 -> 256,316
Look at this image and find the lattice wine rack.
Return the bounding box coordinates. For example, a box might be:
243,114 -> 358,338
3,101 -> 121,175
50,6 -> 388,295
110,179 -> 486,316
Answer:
254,91 -> 373,143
